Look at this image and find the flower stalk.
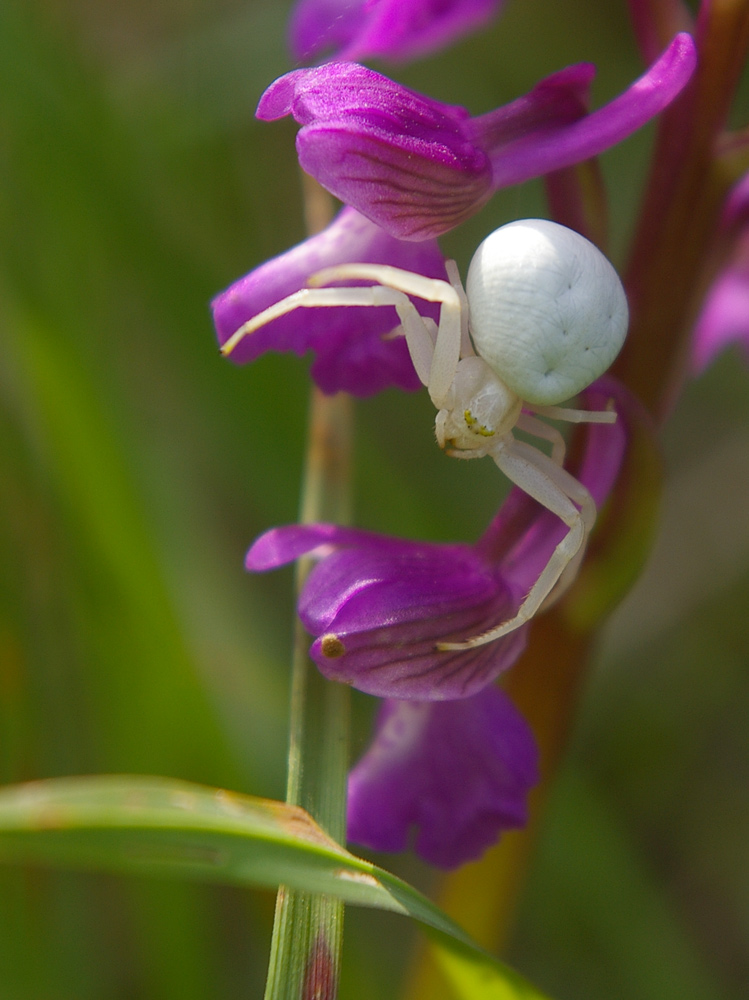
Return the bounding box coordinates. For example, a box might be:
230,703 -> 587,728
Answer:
263,183 -> 352,1000
617,0 -> 749,417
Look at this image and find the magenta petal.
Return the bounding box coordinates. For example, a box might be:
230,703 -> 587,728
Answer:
257,63 -> 475,142
347,688 -> 539,868
289,0 -> 505,65
289,0 -> 365,63
485,33 -> 697,189
576,377 -> 631,506
212,206 -> 446,396
258,64 -> 492,240
297,125 -> 492,239
470,63 -> 595,150
246,523 -> 393,571
692,255 -> 749,371
300,540 -> 527,699
691,172 -> 749,371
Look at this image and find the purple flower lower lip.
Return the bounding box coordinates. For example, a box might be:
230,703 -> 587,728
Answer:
249,524 -> 529,700
288,0 -> 506,66
257,35 -> 696,239
211,207 -> 447,396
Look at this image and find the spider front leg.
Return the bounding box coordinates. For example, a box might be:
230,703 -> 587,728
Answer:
530,402 -> 617,425
516,413 -> 567,465
310,263 -> 464,408
516,399 -> 618,467
444,258 -> 474,360
220,283 -> 437,386
437,437 -> 596,651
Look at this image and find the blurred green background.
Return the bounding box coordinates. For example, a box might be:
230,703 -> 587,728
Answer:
1,0 -> 748,996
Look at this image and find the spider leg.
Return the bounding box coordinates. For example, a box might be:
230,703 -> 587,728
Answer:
220,284 -> 436,388
310,263 -> 455,303
516,413 -> 566,465
421,317 -> 438,345
310,263 -> 462,409
444,259 -> 475,359
444,447 -> 490,460
437,438 -> 596,651
529,402 -> 617,424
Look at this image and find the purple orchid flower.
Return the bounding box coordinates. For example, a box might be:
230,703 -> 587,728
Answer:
247,379 -> 627,699
257,34 -> 697,240
288,0 -> 505,66
249,520 -> 528,700
693,172 -> 749,371
211,207 -> 446,396
347,687 -> 537,869
247,378 -> 630,866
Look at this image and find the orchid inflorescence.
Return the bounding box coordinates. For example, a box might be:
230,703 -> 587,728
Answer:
212,0 -> 749,873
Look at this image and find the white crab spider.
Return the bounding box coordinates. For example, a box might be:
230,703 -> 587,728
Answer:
222,219 -> 629,651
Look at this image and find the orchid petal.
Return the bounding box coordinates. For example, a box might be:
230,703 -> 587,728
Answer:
347,688 -> 539,868
289,0 -> 505,65
692,244 -> 749,371
258,63 -> 492,241
484,33 -> 697,189
301,540 -> 527,700
212,206 -> 446,395
246,523 -> 395,571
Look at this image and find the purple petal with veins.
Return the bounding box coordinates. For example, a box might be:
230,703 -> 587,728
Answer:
258,62 -> 492,240
480,33 -> 696,188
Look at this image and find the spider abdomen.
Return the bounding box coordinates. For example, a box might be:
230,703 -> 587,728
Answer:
465,219 -> 628,406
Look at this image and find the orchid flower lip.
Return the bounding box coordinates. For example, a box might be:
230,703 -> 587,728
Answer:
211,206 -> 447,396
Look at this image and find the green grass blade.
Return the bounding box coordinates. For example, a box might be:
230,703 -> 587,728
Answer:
0,775 -> 551,1000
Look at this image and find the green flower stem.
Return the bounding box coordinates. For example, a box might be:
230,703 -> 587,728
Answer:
264,181 -> 353,1000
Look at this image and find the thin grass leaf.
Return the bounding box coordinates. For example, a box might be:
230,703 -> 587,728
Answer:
0,775 -> 552,1000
